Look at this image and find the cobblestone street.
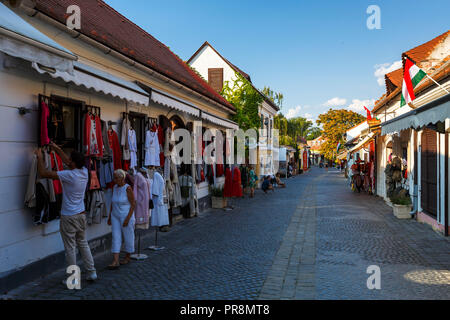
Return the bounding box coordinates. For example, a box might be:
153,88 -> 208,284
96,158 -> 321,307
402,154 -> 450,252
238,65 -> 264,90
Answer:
6,168 -> 450,300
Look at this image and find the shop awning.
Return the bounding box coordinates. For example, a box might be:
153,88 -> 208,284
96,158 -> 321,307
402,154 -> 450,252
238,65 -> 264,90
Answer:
32,61 -> 149,106
337,151 -> 348,160
150,89 -> 200,117
201,111 -> 239,130
139,82 -> 239,130
348,132 -> 375,153
0,2 -> 76,74
381,93 -> 450,135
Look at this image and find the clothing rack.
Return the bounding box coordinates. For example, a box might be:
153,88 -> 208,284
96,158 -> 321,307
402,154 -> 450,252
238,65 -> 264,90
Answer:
84,105 -> 101,117
146,117 -> 158,130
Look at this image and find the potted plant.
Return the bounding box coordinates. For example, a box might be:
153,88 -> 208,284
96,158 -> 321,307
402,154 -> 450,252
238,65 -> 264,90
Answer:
390,193 -> 412,219
210,185 -> 227,209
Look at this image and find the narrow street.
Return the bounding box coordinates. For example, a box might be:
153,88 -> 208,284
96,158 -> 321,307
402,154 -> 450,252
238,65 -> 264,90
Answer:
6,168 -> 450,300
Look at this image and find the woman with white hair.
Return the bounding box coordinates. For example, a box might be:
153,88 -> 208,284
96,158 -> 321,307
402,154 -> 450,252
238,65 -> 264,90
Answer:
107,169 -> 136,269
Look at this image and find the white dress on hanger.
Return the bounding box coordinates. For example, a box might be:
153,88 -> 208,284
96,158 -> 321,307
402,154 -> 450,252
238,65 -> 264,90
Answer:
144,130 -> 160,166
128,128 -> 137,168
151,171 -> 169,227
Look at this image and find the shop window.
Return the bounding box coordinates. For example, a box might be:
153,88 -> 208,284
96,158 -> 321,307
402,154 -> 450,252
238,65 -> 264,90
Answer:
39,94 -> 84,153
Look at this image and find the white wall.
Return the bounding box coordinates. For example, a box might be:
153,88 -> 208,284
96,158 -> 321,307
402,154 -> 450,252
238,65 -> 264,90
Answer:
189,45 -> 237,85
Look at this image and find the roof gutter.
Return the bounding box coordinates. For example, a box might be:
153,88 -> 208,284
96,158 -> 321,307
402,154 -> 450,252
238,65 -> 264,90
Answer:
19,4 -> 236,115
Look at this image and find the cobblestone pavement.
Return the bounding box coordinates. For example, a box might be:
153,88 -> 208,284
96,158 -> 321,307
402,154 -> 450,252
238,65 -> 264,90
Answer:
6,167 -> 450,300
315,169 -> 450,299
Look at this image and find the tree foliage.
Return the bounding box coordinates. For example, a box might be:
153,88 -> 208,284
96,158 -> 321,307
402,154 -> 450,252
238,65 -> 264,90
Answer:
306,127 -> 322,140
221,72 -> 263,131
261,86 -> 284,109
274,113 -> 319,148
316,109 -> 365,160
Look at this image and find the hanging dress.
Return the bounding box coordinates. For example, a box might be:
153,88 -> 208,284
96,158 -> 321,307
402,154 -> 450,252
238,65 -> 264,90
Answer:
133,172 -> 150,226
151,171 -> 169,227
223,167 -> 233,198
128,128 -> 137,168
232,166 -> 243,197
144,130 -> 160,166
108,129 -> 122,170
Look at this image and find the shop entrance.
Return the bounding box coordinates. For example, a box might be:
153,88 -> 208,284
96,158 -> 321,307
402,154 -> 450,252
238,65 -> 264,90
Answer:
421,128 -> 437,217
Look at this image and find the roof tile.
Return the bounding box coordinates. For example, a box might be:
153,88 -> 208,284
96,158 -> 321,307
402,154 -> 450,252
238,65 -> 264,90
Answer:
34,0 -> 235,112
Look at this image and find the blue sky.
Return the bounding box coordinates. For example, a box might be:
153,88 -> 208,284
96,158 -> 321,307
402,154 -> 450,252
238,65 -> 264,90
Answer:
105,0 -> 449,122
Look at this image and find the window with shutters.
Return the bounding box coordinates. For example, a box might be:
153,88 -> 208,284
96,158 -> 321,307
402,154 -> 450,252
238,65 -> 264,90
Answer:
421,128 -> 438,217
208,68 -> 224,93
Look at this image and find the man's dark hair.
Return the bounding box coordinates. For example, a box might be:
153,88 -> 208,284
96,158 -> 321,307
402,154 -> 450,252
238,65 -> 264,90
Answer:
70,151 -> 85,169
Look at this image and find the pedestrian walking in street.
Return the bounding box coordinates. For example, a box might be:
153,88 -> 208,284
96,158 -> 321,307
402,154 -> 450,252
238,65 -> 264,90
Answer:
35,142 -> 97,282
248,165 -> 258,198
107,169 -> 136,269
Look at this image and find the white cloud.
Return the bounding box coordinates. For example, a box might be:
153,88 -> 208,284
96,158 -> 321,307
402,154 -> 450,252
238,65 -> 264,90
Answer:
323,97 -> 347,107
304,113 -> 315,122
286,105 -> 302,119
374,60 -> 402,86
346,99 -> 376,114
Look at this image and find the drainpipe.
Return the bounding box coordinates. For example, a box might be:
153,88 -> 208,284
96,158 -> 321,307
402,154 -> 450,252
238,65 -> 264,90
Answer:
18,4 -> 236,116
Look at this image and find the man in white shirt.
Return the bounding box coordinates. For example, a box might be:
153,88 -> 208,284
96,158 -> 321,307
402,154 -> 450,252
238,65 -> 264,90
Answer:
35,142 -> 97,282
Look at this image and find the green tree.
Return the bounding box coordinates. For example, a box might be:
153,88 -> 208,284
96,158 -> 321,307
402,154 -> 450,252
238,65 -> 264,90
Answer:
306,127 -> 322,140
221,72 -> 263,131
261,86 -> 284,109
273,113 -> 314,149
316,109 -> 365,161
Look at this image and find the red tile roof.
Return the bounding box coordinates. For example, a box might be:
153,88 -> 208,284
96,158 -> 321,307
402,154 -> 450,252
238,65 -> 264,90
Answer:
402,30 -> 450,66
373,30 -> 450,113
33,0 -> 235,112
384,68 -> 403,95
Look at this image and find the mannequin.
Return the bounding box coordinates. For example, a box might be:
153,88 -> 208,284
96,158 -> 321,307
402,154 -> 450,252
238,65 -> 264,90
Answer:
147,166 -> 169,250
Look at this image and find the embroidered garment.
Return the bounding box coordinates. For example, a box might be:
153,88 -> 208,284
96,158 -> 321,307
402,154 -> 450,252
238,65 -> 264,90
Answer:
133,172 -> 150,226
84,114 -> 103,157
151,171 -> 169,227
128,128 -> 137,168
144,130 -> 160,166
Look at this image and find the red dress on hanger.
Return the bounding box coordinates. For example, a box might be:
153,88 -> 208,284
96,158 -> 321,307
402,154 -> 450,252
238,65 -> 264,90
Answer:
108,129 -> 122,170
223,167 -> 233,198
231,166 -> 243,197
157,124 -> 165,167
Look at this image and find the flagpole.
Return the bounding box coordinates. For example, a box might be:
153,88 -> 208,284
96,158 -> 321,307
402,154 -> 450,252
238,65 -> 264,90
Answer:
425,74 -> 449,94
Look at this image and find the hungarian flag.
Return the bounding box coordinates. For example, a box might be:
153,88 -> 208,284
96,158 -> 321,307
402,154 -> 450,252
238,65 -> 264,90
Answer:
336,142 -> 341,153
363,106 -> 372,120
401,58 -> 426,107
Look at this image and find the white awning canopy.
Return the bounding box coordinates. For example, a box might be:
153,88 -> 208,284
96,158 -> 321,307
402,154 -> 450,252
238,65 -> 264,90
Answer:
381,93 -> 450,135
32,61 -> 149,106
348,132 -> 375,153
0,2 -> 76,74
151,90 -> 200,117
201,112 -> 239,130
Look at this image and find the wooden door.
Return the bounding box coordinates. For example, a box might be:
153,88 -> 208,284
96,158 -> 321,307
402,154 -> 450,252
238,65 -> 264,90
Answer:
421,128 -> 437,217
